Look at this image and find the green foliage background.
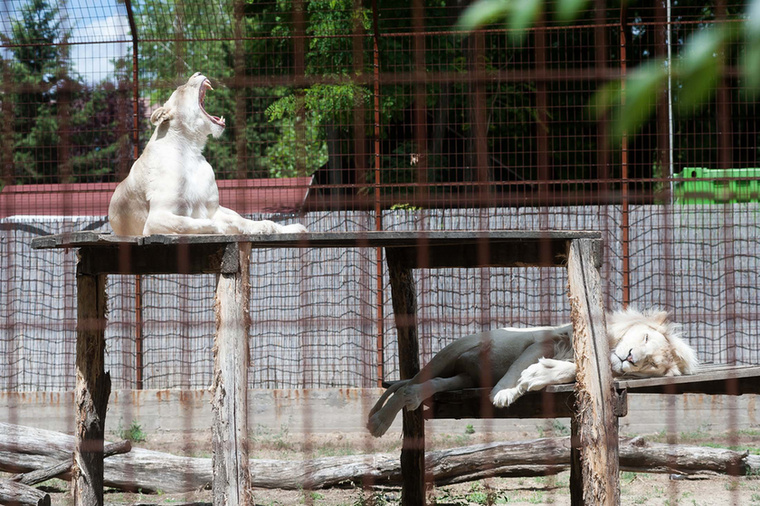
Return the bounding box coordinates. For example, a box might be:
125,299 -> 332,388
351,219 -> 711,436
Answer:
1,0 -> 757,197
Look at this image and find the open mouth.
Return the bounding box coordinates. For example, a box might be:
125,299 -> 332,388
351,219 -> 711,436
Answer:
199,79 -> 226,128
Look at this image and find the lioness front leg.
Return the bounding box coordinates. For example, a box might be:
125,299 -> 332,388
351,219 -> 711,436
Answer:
143,210 -> 224,235
213,206 -> 307,235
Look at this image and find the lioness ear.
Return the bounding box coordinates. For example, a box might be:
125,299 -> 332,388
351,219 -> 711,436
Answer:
150,106 -> 173,126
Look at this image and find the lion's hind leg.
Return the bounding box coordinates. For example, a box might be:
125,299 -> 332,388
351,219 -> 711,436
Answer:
367,382 -> 409,437
367,374 -> 474,437
368,379 -> 408,418
403,373 -> 475,411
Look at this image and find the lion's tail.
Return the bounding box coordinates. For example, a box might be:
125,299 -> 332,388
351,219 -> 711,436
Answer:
368,379 -> 410,418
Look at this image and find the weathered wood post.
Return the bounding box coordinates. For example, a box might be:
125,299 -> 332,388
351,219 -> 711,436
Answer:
566,239 -> 619,506
386,248 -> 426,506
211,242 -> 252,506
74,252 -> 110,506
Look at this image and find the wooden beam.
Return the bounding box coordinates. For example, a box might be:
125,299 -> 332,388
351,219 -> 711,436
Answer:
384,239 -> 572,269
74,260 -> 110,506
211,243 -> 253,505
427,390 -> 576,419
386,248 -> 426,506
32,231 -> 603,255
566,239 -> 619,506
77,243 -> 228,276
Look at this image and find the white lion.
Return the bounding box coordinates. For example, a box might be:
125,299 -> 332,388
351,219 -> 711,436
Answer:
367,307 -> 698,437
109,73 -> 307,236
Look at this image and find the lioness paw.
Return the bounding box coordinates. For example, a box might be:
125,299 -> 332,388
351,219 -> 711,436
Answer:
280,223 -> 307,234
239,220 -> 280,235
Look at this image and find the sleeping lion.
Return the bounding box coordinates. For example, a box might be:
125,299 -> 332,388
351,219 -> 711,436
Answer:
367,307 -> 698,437
109,73 -> 307,236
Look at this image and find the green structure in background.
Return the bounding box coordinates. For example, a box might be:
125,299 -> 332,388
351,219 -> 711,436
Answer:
674,168 -> 760,204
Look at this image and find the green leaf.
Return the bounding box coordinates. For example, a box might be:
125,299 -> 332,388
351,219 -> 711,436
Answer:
743,0 -> 760,91
456,0 -> 510,32
589,79 -> 623,119
676,27 -> 725,113
508,0 -> 543,40
741,39 -> 760,92
617,62 -> 666,138
556,0 -> 589,24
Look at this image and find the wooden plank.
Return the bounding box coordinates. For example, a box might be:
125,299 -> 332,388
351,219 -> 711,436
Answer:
211,243 -> 252,506
566,238 -> 618,506
31,230 -> 603,252
616,365 -> 760,392
386,248 -> 426,506
74,262 -> 110,506
33,231 -> 602,275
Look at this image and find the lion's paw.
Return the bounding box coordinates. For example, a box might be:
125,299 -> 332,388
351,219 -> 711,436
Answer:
491,387 -> 523,408
367,413 -> 393,438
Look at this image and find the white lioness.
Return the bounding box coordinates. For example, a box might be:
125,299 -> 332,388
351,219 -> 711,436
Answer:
368,307 -> 698,437
109,73 -> 307,236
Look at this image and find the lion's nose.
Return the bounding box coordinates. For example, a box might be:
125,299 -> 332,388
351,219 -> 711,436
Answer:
614,349 -> 635,365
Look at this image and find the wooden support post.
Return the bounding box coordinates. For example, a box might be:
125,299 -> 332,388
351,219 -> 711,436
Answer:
211,242 -> 252,506
386,248 -> 426,506
74,253 -> 110,506
566,239 -> 619,506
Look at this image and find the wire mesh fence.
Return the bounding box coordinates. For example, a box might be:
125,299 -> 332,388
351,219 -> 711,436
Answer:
2,204 -> 758,392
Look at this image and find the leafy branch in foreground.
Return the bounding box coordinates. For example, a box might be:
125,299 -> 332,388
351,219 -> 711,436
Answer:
458,0 -> 760,144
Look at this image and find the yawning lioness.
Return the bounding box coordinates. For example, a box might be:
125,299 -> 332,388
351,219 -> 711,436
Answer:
109,73 -> 307,236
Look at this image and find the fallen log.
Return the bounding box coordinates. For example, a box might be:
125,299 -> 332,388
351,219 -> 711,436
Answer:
0,423 -> 210,494
0,479 -> 50,506
1,422 -> 759,493
10,440 -> 132,486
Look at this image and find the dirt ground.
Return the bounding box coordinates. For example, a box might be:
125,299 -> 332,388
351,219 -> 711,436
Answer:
11,427 -> 760,505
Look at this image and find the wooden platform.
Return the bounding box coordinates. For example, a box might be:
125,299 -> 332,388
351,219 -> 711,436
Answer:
426,365 -> 760,420
31,230 -> 601,273
32,230 -> 616,506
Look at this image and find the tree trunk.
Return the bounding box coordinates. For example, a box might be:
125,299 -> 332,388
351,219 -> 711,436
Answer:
0,479 -> 50,506
2,424 -> 758,493
10,440 -> 131,486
